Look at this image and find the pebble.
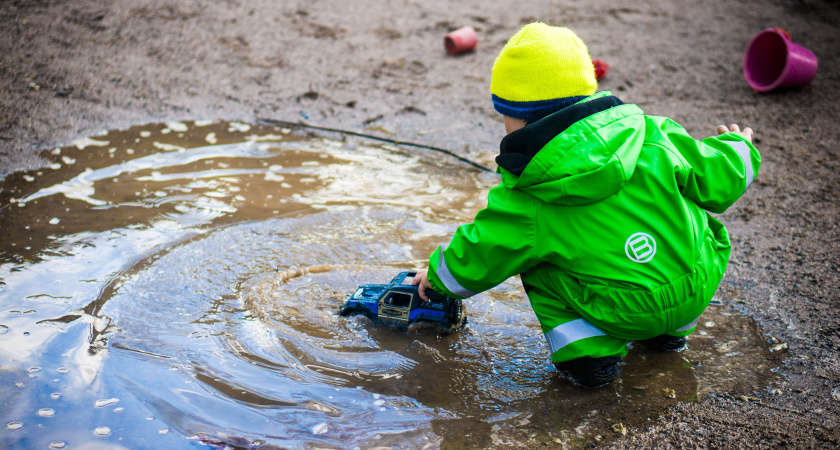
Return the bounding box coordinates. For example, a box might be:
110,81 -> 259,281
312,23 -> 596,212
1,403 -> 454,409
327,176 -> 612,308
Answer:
769,342 -> 788,352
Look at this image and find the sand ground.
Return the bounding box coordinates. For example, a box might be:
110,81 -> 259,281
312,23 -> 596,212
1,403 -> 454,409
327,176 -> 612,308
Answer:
1,0 -> 839,447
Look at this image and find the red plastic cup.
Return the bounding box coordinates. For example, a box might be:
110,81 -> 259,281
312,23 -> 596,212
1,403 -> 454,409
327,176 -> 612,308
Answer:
444,26 -> 477,55
592,58 -> 610,80
743,28 -> 818,92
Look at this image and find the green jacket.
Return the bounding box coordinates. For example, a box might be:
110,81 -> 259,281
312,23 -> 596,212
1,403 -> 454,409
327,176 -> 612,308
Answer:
427,92 -> 760,328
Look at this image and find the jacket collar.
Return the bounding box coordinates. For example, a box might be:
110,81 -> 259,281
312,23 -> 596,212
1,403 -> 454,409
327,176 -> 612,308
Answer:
496,92 -> 624,176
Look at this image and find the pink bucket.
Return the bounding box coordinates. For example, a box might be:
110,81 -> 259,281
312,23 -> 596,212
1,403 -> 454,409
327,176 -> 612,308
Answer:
743,28 -> 818,92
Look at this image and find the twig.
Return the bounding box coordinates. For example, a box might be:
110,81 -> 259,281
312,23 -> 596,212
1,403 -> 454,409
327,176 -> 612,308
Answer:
256,118 -> 495,173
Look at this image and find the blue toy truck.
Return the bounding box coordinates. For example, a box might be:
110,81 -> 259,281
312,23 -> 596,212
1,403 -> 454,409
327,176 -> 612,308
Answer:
339,271 -> 466,329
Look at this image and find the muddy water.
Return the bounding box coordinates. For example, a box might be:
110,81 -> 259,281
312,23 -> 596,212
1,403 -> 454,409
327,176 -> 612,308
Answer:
0,121 -> 781,448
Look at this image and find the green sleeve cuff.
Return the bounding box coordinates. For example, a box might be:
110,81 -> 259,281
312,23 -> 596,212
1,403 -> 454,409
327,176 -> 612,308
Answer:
427,246 -> 462,299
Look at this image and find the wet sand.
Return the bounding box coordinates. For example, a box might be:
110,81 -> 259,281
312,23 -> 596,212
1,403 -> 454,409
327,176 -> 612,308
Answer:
2,0 -> 839,447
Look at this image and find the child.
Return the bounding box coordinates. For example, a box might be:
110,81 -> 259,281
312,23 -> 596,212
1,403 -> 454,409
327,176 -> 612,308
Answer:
412,22 -> 760,387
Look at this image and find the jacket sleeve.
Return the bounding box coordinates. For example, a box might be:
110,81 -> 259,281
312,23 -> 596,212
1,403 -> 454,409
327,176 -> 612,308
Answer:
426,185 -> 539,298
658,118 -> 761,213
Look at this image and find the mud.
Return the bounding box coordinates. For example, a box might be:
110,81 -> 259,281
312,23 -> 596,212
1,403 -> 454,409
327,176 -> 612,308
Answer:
1,0 -> 840,447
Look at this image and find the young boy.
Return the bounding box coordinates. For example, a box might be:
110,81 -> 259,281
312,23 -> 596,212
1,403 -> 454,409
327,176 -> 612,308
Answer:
412,22 -> 760,387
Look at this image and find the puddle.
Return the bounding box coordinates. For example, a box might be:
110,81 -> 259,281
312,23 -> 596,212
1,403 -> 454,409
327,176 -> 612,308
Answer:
0,121 -> 782,448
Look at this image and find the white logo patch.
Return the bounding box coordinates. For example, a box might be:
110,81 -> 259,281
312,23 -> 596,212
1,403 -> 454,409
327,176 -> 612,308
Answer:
625,232 -> 656,263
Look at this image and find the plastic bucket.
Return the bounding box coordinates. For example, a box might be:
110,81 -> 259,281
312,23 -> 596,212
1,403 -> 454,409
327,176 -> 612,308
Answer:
444,26 -> 477,55
743,28 -> 818,92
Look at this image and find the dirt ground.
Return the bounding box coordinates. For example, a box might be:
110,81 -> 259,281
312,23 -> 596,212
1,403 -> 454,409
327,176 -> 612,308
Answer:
1,0 -> 839,447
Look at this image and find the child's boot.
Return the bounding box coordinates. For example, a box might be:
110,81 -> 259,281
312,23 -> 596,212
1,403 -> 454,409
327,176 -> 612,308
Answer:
554,356 -> 622,388
641,334 -> 686,352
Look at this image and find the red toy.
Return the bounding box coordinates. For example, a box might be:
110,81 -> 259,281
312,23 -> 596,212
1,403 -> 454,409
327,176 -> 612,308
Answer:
592,58 -> 610,80
444,27 -> 478,55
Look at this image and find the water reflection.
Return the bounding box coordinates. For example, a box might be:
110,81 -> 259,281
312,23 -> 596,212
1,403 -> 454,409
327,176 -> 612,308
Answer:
0,121 -> 781,448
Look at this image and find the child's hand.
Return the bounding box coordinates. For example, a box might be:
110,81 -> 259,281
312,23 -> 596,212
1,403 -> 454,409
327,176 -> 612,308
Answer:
717,123 -> 754,143
411,269 -> 432,301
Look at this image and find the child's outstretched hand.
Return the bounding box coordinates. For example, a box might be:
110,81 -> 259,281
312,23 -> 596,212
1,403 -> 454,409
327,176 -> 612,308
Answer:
717,123 -> 754,143
411,268 -> 432,301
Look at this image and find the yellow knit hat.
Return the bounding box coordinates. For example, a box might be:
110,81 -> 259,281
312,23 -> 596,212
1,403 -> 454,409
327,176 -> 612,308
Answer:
491,23 -> 597,121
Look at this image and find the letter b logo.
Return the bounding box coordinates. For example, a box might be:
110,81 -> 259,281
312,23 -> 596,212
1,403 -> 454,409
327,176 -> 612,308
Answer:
625,232 -> 656,263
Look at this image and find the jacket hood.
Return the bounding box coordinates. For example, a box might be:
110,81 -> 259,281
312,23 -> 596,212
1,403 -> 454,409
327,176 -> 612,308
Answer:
497,91 -> 646,206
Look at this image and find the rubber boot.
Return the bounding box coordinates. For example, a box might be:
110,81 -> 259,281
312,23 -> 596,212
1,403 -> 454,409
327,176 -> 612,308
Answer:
642,334 -> 687,352
554,356 -> 622,388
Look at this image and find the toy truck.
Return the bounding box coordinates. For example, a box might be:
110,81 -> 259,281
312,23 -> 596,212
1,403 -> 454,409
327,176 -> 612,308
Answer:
339,271 -> 466,329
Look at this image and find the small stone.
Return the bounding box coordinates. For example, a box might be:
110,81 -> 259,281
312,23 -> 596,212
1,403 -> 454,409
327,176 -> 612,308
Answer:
769,342 -> 788,352
611,422 -> 627,435
831,386 -> 840,402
